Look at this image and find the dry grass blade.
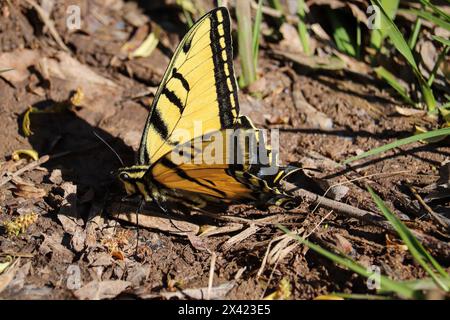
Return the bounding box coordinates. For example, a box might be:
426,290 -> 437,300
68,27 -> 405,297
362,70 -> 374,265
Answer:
24,0 -> 70,52
206,252 -> 217,300
221,224 -> 260,251
0,155 -> 49,188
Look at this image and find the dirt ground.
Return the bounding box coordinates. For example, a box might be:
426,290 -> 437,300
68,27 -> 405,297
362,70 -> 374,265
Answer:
0,0 -> 449,300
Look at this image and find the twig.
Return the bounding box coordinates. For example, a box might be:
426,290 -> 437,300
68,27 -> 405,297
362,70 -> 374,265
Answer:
222,224 -> 260,251
408,185 -> 450,231
283,182 -> 450,255
311,170 -> 410,215
24,0 -> 70,52
0,155 -> 49,187
282,181 -> 393,230
206,252 -> 217,300
0,252 -> 34,258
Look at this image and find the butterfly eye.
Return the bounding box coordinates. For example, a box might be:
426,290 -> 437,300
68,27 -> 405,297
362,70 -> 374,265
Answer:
120,172 -> 130,180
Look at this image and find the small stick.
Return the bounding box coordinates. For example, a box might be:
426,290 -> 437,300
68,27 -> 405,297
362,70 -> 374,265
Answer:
0,155 -> 49,187
283,182 -> 450,255
0,252 -> 34,258
24,0 -> 70,52
282,181 -> 393,230
206,252 -> 217,300
408,185 -> 450,231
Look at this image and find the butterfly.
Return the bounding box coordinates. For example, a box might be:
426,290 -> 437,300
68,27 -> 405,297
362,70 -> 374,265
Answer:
117,7 -> 300,211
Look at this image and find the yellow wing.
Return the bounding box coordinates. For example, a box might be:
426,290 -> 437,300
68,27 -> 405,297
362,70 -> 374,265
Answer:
147,124 -> 300,208
138,7 -> 239,166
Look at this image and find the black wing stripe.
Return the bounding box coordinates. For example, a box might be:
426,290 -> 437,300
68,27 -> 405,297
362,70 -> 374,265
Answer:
172,68 -> 190,91
151,109 -> 169,139
210,8 -> 239,128
162,88 -> 184,111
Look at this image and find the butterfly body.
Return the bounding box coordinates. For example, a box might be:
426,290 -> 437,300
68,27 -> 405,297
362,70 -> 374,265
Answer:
118,7 -> 299,211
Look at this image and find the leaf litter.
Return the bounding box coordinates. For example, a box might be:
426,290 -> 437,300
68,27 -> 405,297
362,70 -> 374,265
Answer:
0,0 -> 449,300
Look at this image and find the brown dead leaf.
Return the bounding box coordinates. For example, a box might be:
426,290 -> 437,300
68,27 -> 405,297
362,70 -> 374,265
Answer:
112,202 -> 200,236
395,106 -> 427,117
111,251 -> 125,261
90,252 -> 113,267
386,234 -> 408,251
13,183 -> 46,199
186,234 -> 209,251
120,24 -> 150,56
74,280 -> 131,300
37,51 -> 123,124
58,182 -> 78,218
264,114 -> 291,125
135,281 -> 235,300
0,49 -> 40,83
39,234 -> 74,263
0,259 -> 21,294
334,234 -> 354,255
57,214 -> 82,235
49,169 -> 63,185
71,229 -> 86,253
0,261 -> 31,296
126,264 -> 149,287
279,23 -> 304,53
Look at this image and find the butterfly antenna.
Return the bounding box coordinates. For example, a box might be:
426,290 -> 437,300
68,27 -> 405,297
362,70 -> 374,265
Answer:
92,131 -> 125,167
135,199 -> 144,257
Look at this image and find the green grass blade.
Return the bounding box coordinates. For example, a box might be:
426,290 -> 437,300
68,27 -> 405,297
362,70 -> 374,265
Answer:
408,17 -> 422,50
393,277 -> 450,292
252,0 -> 263,70
176,0 -> 195,27
374,66 -> 415,105
432,35 -> 450,46
371,0 -> 436,110
297,0 -> 310,55
343,127 -> 450,164
371,0 -> 418,70
368,187 -> 449,291
236,0 -> 257,87
268,0 -> 284,15
402,9 -> 450,31
427,41 -> 449,87
369,0 -> 400,49
327,9 -> 356,57
330,293 -> 391,300
418,0 -> 450,21
277,224 -> 419,299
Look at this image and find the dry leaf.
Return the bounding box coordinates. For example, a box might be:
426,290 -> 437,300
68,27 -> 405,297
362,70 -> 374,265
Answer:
279,23 -> 304,53
135,281 -> 235,300
264,115 -> 290,125
0,49 -> 40,83
39,234 -> 74,263
334,234 -> 354,255
13,183 -> 46,199
0,259 -> 20,294
74,280 -> 131,300
49,169 -> 63,185
395,106 -> 426,117
186,233 -> 209,251
111,251 -> 125,261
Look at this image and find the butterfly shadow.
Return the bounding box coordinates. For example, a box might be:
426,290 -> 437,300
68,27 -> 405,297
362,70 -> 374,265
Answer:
23,99 -> 134,221
23,99 -> 225,231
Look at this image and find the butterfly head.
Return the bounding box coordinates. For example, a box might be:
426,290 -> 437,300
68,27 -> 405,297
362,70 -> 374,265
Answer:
117,166 -> 149,197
